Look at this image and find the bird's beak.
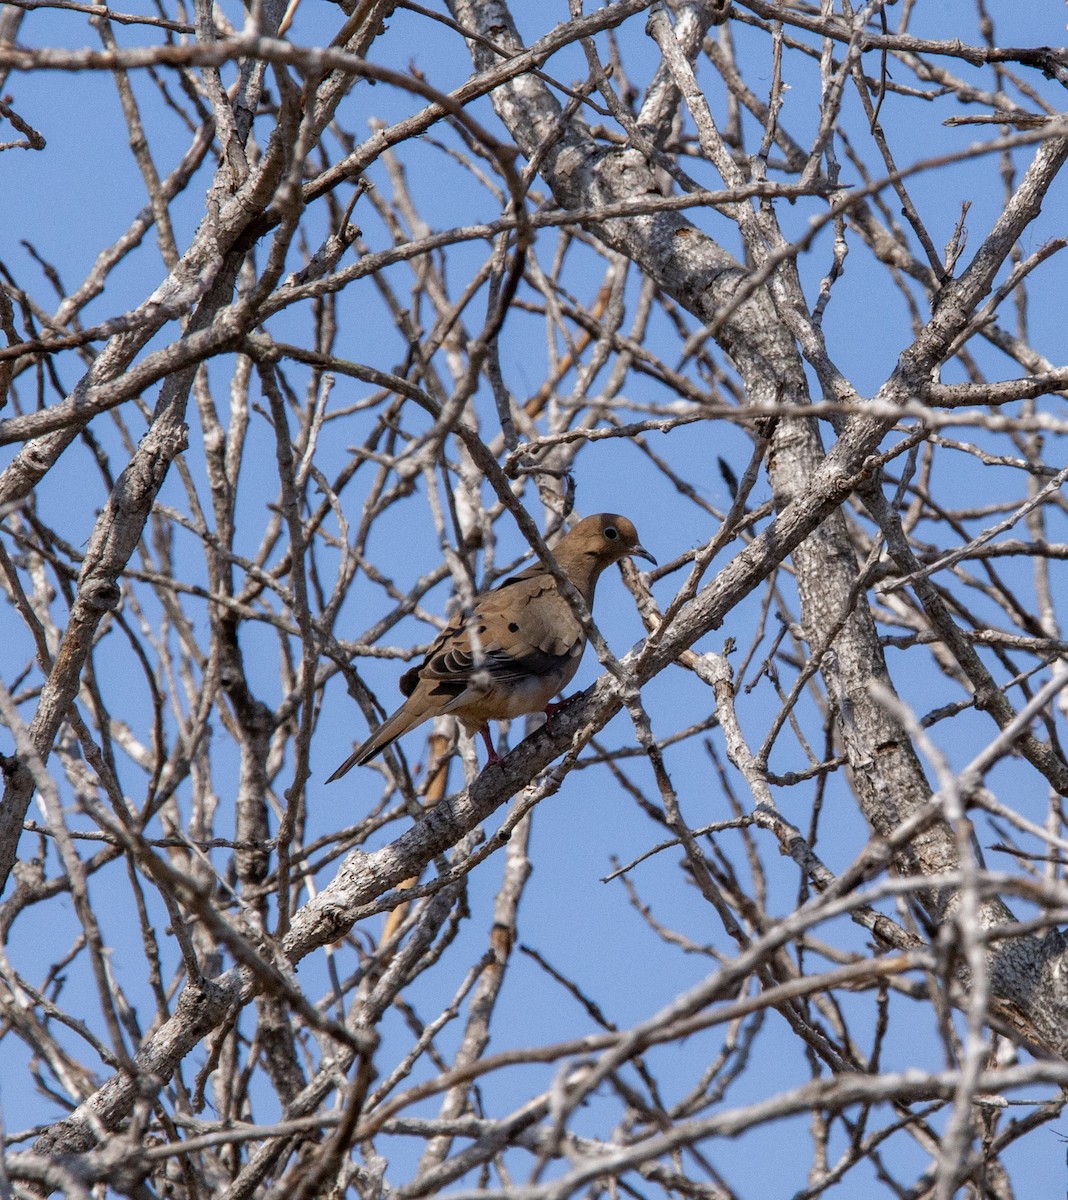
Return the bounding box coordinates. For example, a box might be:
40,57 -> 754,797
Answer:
631,544 -> 657,566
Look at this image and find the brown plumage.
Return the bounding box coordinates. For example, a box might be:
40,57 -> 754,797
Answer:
327,514 -> 655,780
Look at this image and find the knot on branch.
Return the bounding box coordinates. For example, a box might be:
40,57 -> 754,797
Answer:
78,578 -> 121,613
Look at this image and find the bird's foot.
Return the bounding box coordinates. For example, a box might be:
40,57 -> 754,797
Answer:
543,693 -> 581,729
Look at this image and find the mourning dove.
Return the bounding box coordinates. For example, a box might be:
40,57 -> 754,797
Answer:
327,513 -> 655,779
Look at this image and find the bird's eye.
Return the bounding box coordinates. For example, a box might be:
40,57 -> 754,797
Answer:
604,526 -> 619,540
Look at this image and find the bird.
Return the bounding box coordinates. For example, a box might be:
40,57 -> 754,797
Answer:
327,513 -> 655,781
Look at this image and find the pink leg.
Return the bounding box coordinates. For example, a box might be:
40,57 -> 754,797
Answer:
478,725 -> 501,765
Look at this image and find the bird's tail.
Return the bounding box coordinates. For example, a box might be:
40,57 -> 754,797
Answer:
326,703 -> 421,783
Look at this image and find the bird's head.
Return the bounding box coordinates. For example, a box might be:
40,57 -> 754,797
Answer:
557,513 -> 657,569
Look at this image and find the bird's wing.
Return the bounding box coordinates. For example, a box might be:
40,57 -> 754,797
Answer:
400,571 -> 584,697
